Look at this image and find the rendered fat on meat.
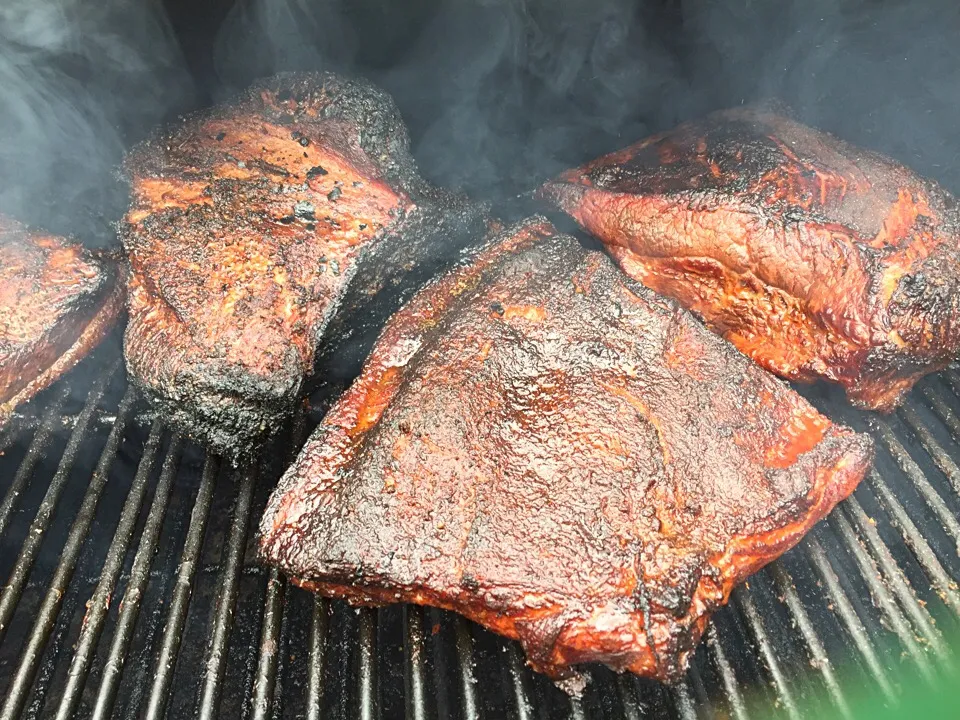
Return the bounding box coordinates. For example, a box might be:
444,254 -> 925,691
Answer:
539,106 -> 960,412
259,216 -> 873,687
121,71 -> 488,458
0,216 -> 123,424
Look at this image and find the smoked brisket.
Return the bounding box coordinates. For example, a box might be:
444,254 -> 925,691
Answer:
539,106 -> 960,411
0,216 -> 123,423
259,216 -> 873,685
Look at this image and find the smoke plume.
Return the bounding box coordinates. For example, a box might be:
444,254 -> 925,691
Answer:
206,0 -> 960,206
3,0 -> 959,241
0,0 -> 193,245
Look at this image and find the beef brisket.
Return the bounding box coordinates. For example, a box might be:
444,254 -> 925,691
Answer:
258,216 -> 873,686
122,71 -> 488,459
0,216 -> 123,423
539,106 -> 960,411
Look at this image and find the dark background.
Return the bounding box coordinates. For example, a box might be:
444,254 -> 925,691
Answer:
1,0 -> 959,245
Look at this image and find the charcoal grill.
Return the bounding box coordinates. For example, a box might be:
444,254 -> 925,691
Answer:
0,327 -> 958,719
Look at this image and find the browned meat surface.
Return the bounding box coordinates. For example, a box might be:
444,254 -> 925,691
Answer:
122,71 -> 487,458
538,106 -> 960,412
0,216 -> 123,423
259,216 -> 873,686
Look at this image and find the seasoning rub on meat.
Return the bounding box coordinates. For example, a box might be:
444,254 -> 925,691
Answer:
0,216 -> 123,424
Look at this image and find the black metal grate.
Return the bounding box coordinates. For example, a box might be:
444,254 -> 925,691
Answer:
1,337 -> 958,719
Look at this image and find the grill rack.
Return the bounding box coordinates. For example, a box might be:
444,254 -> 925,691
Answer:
0,338 -> 958,719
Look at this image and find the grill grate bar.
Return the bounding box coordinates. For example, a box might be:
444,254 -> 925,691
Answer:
306,597 -> 331,720
358,607 -> 379,720
871,420 -> 960,544
614,675 -> 641,720
307,596 -> 331,720
866,471 -> 960,618
51,419 -> 165,720
197,466 -> 258,719
142,454 -> 220,720
828,507 -> 940,680
944,370 -> 960,399
454,616 -> 480,720
506,643 -> 533,720
0,387 -> 68,540
706,628 -> 750,720
250,569 -> 286,720
89,435 -> 184,720
567,698 -> 585,720
769,562 -> 853,719
686,666 -> 714,718
670,681 -> 699,720
249,410 -> 306,719
0,384 -> 136,720
404,605 -> 431,720
900,402 -> 960,496
733,586 -> 802,720
0,367 -> 116,647
843,493 -> 950,657
920,384 -> 960,441
803,535 -> 898,702
273,584 -> 295,720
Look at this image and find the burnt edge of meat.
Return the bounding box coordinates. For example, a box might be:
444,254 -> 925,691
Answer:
259,215 -> 873,687
120,72 -> 491,461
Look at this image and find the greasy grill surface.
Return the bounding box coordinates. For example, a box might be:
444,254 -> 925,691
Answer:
0,334 -> 959,719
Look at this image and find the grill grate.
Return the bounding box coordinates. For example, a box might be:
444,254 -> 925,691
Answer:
0,339 -> 958,719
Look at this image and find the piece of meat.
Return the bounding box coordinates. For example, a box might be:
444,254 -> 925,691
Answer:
121,71 -> 488,459
0,216 -> 123,423
538,106 -> 960,412
258,216 -> 873,686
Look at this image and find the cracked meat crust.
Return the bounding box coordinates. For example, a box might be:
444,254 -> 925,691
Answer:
538,106 -> 960,411
122,71 -> 488,458
259,216 -> 873,685
0,216 -> 123,422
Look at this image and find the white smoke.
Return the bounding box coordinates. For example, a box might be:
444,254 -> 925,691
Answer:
0,0 -> 193,245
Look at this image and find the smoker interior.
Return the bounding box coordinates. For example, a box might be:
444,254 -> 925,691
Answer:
0,325 -> 959,719
3,1 -> 960,717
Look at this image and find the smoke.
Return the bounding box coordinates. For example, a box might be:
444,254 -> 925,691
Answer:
208,0 -> 687,201
213,0 -> 357,93
204,0 -> 960,205
372,0 -> 684,198
681,0 -> 960,187
3,0 -> 956,244
0,0 -> 194,245
207,0 -> 687,202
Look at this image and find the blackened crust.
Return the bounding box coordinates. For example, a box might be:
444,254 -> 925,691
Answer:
538,107 -> 960,412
